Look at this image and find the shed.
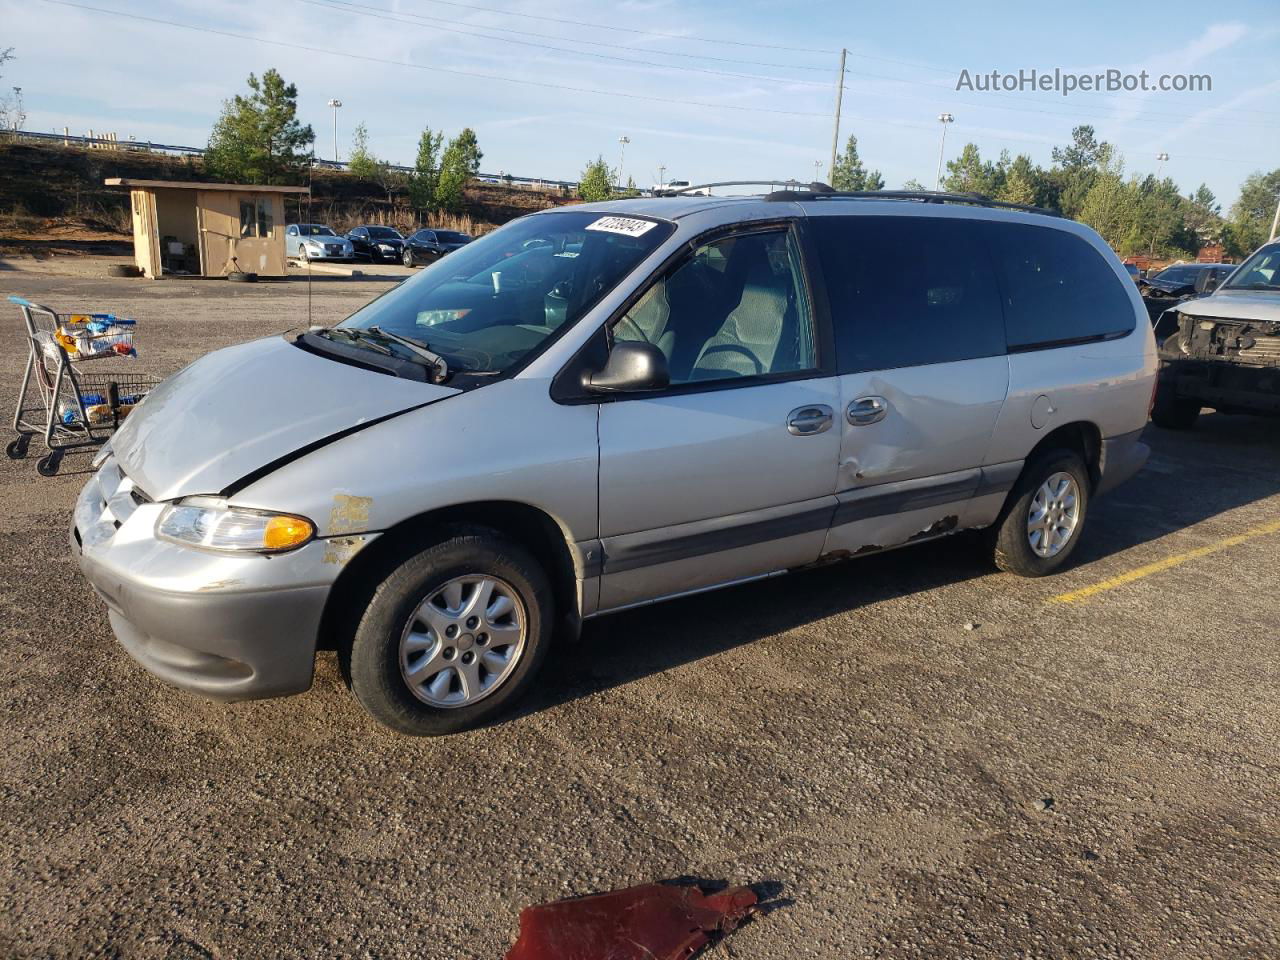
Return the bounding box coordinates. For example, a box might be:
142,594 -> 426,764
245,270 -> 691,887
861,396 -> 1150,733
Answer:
105,178 -> 310,279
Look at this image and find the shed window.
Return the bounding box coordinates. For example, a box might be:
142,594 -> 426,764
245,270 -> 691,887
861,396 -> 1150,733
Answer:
239,199 -> 273,238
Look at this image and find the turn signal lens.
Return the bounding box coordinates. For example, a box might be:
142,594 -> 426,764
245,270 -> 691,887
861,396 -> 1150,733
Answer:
157,498 -> 315,554
263,515 -> 314,550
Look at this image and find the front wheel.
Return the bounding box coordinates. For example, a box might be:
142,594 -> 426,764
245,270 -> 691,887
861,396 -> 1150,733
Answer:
343,529 -> 554,735
989,449 -> 1090,577
402,249 -> 415,268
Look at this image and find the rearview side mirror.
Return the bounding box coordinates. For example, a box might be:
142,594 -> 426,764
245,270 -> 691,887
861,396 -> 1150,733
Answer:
583,341 -> 670,393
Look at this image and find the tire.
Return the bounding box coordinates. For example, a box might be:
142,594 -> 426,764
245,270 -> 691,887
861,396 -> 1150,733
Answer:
402,249 -> 415,268
36,451 -> 62,477
107,264 -> 142,278
343,528 -> 554,736
227,271 -> 258,283
6,435 -> 30,460
1150,383 -> 1200,429
989,449 -> 1090,578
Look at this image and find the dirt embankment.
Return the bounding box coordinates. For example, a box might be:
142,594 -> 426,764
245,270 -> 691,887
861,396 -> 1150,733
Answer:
0,140 -> 573,255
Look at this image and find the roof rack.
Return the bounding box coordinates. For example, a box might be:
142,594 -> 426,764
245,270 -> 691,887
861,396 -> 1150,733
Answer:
764,185 -> 1061,217
658,181 -> 1060,217
660,180 -> 827,197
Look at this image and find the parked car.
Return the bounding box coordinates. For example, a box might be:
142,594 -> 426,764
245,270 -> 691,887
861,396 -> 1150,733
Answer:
285,223 -> 354,261
1150,241 -> 1280,429
347,225 -> 405,262
1122,261 -> 1143,283
402,229 -> 473,267
72,192 -> 1154,735
1140,262 -> 1236,321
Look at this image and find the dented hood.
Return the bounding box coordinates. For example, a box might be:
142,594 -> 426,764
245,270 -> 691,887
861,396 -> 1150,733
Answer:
1175,290 -> 1280,323
111,336 -> 457,502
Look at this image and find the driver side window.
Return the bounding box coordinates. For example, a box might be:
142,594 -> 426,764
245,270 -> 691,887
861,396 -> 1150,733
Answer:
613,228 -> 816,386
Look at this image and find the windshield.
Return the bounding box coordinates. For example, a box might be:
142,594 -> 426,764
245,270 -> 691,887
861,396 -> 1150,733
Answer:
1223,246 -> 1280,291
301,225 -> 335,236
368,227 -> 402,240
1153,265 -> 1202,284
338,211 -> 673,375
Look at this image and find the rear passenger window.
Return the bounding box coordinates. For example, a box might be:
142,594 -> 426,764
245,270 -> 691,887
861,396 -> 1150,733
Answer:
810,216 -> 1005,373
983,221 -> 1135,350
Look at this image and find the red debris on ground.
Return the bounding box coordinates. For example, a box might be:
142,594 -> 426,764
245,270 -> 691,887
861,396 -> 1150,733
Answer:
504,882 -> 760,960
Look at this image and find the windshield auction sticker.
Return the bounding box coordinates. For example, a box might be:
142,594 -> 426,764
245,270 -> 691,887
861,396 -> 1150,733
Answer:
585,216 -> 657,237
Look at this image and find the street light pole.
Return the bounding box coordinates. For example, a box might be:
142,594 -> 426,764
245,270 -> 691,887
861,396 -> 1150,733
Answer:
814,159 -> 822,182
1270,190 -> 1280,242
935,113 -> 954,191
327,99 -> 343,163
1156,151 -> 1169,180
657,163 -> 666,192
617,136 -> 630,189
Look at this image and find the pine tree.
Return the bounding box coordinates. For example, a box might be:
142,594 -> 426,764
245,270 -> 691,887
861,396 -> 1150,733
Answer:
205,69 -> 314,184
409,126 -> 444,212
830,135 -> 882,191
578,156 -> 613,202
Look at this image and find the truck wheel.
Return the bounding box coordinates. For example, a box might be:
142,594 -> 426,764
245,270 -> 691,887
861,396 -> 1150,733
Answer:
1150,384 -> 1200,429
343,528 -> 554,736
989,449 -> 1090,578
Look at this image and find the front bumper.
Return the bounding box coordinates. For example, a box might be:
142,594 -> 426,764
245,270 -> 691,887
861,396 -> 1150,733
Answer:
71,457 -> 366,702
1159,357 -> 1280,416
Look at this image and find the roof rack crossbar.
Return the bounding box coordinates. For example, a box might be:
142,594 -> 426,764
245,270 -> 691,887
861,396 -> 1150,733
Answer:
662,180 -> 833,197
765,187 -> 1060,217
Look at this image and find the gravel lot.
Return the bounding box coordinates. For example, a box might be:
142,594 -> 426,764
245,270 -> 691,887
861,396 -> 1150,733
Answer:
2,258 -> 1278,959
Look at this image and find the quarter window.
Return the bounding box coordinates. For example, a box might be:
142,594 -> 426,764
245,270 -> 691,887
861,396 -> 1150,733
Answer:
810,215 -> 1005,373
613,228 -> 816,385
983,221 -> 1135,349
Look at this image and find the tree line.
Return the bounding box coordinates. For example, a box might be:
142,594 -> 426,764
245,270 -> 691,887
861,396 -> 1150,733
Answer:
203,68 -> 483,217
199,67 -> 1278,259
833,126 -> 1278,260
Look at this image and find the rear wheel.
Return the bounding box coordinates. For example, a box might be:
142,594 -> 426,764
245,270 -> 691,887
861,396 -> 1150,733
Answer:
1151,382 -> 1201,429
343,529 -> 553,735
989,449 -> 1090,577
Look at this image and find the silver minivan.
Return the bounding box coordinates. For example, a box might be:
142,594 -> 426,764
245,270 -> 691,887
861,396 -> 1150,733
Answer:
73,191 -> 1156,735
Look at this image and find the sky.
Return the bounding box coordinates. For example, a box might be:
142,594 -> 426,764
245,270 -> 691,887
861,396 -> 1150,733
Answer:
3,0 -> 1279,208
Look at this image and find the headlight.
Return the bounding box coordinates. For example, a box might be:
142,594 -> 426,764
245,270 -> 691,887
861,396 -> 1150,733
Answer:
157,497 -> 315,553
91,440 -> 114,468
378,243 -> 395,251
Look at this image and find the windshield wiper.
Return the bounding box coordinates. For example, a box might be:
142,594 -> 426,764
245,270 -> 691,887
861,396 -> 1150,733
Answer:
319,327 -> 393,354
369,326 -> 449,383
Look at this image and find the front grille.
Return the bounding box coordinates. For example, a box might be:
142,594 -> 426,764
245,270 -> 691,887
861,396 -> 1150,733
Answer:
76,456 -> 149,546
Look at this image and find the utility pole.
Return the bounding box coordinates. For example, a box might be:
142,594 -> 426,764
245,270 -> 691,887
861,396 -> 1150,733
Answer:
327,99 -> 343,162
827,48 -> 847,184
935,113 -> 954,190
657,163 -> 666,192
814,159 -> 822,182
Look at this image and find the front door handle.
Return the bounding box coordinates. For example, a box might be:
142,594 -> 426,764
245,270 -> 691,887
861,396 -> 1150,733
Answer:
847,395 -> 888,426
787,404 -> 834,436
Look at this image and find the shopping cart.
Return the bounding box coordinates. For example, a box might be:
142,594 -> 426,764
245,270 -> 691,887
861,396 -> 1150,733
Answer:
7,296 -> 159,476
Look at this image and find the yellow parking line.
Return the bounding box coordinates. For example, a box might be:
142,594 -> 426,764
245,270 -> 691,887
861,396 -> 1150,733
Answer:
1048,519 -> 1280,605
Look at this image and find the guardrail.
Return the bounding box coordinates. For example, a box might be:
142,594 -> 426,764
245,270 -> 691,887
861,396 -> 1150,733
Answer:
4,129 -> 581,191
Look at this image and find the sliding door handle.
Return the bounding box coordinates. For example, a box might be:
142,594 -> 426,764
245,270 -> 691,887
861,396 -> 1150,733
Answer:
787,404 -> 834,436
847,396 -> 888,426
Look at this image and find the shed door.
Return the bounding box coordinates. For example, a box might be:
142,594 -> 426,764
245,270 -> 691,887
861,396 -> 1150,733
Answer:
129,189 -> 161,279
196,190 -> 239,277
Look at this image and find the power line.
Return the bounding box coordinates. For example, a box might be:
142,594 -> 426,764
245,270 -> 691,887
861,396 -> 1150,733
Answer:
41,0 -> 833,118
395,0 -> 837,54
305,0 -> 836,72
297,0 -> 833,88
